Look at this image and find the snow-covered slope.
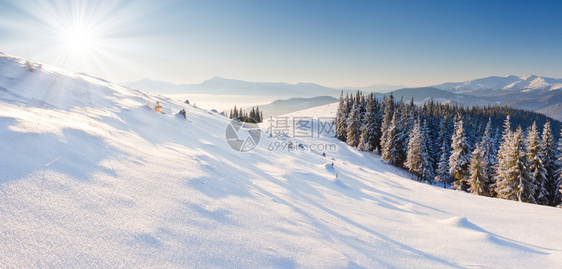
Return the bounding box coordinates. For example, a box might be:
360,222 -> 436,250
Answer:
2,53 -> 562,268
433,75 -> 562,93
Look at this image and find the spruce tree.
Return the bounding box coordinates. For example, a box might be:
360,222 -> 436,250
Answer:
381,112 -> 401,166
480,119 -> 497,196
358,123 -> 372,151
232,105 -> 238,119
526,122 -> 548,204
336,92 -> 349,141
358,94 -> 377,151
435,141 -> 452,188
495,127 -> 536,203
554,128 -> 562,206
395,102 -> 410,165
540,122 -> 559,205
249,107 -> 256,122
380,94 -> 395,154
255,106 -> 262,123
420,120 -> 435,182
405,119 -> 423,180
346,103 -> 361,147
449,117 -> 471,191
468,142 -> 490,196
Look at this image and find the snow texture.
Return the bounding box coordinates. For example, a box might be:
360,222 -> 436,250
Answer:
1,53 -> 562,268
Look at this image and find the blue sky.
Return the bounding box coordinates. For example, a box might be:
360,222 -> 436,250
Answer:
1,0 -> 561,87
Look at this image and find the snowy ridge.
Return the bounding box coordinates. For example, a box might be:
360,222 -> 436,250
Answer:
1,53 -> 562,267
433,75 -> 562,93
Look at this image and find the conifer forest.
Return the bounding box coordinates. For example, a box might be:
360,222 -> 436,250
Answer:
335,91 -> 562,207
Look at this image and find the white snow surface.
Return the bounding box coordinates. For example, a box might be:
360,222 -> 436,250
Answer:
433,74 -> 562,93
1,53 -> 562,268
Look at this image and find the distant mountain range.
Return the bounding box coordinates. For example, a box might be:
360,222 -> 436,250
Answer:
123,77 -> 408,97
432,75 -> 562,93
338,83 -> 408,93
124,74 -> 562,120
123,77 -> 341,97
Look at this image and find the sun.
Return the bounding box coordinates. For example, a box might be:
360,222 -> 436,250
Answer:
62,25 -> 95,53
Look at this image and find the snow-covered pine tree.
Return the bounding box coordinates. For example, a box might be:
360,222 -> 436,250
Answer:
346,103 -> 361,147
420,120 -> 435,182
381,112 -> 401,166
395,102 -> 410,165
502,115 -> 512,138
371,94 -> 383,150
435,141 -> 452,188
554,128 -> 562,206
335,92 -> 348,140
526,122 -> 548,205
405,118 -> 423,180
425,116 -> 441,173
539,121 -> 556,205
495,116 -> 513,197
379,94 -> 395,155
358,123 -> 371,151
495,126 -> 536,203
468,142 -> 490,196
357,94 -> 378,151
449,117 -> 471,191
480,119 -> 497,196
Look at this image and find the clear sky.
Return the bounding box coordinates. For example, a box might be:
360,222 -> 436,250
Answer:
1,0 -> 561,87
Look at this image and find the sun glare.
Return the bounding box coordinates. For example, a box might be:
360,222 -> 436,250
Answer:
62,25 -> 95,53
9,0 -> 147,79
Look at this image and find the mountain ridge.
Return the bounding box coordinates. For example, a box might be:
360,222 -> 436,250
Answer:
432,74 -> 562,93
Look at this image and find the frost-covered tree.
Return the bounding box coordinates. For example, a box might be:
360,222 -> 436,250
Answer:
381,112 -> 401,166
358,123 -> 372,151
405,119 -> 423,179
495,126 -> 536,203
554,128 -> 562,206
480,119 -> 497,196
380,94 -> 395,156
449,117 -> 471,191
468,142 -> 490,196
420,120 -> 435,182
526,122 -> 548,205
539,121 -> 557,205
405,119 -> 433,182
435,141 -> 452,188
358,94 -> 379,151
395,103 -> 410,165
346,103 -> 361,147
481,120 -> 496,177
336,92 -> 350,140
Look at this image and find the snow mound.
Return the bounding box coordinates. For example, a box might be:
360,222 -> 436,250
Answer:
439,216 -> 487,232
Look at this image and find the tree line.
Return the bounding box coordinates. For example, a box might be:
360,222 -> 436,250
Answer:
228,105 -> 264,123
335,91 -> 562,207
